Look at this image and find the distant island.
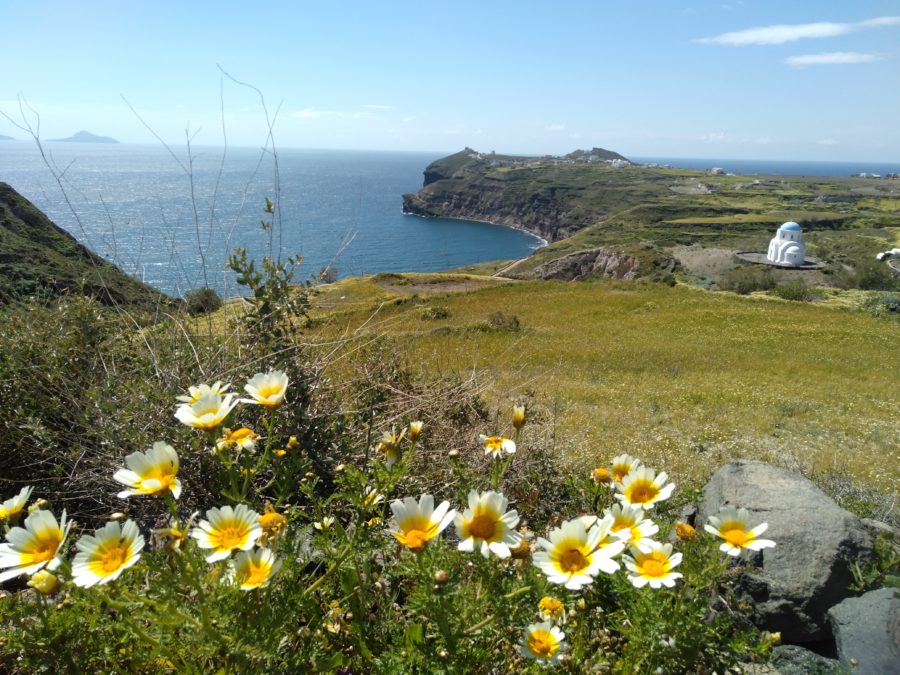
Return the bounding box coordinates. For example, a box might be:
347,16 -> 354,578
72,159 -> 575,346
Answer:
49,130 -> 119,144
0,134 -> 14,141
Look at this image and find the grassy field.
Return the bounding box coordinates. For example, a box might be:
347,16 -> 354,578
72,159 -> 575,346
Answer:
303,274 -> 899,501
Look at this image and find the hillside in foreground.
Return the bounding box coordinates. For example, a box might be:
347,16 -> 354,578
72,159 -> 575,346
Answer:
0,182 -> 168,310
300,272 -> 898,501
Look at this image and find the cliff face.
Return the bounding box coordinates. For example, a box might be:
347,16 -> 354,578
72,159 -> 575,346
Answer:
402,147 -> 633,242
0,182 -> 168,309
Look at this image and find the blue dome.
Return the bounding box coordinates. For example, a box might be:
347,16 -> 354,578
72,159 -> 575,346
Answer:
779,221 -> 801,231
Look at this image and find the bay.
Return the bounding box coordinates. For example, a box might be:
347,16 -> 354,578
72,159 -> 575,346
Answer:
0,142 -> 544,297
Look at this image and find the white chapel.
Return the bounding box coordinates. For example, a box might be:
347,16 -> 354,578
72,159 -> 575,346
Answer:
766,221 -> 806,266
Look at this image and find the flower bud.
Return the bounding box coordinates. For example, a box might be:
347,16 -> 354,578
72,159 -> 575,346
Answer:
675,522 -> 698,541
434,569 -> 450,585
448,449 -> 460,459
407,421 -> 423,441
27,571 -> 59,596
512,405 -> 526,429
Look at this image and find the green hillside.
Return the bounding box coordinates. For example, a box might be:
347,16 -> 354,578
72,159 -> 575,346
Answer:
0,182 -> 169,310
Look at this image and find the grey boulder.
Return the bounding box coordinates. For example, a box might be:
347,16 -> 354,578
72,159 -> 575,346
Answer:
828,586 -> 900,674
699,460 -> 874,642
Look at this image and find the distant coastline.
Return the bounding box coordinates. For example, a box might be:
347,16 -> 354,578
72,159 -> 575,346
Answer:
632,156 -> 899,177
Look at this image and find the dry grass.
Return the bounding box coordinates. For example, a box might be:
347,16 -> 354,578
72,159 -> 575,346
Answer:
293,276 -> 899,501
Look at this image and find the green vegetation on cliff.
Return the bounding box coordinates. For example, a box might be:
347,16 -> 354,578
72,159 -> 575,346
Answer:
0,182 -> 168,310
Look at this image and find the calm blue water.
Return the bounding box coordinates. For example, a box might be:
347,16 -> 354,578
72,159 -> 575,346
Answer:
632,156 -> 900,177
0,142 -> 543,297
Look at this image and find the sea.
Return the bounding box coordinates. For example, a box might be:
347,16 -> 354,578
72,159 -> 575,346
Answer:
0,142 -> 544,298
2,142 -> 896,298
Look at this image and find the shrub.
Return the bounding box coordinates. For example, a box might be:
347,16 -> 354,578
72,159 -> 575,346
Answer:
421,305 -> 450,320
770,281 -> 823,302
717,266 -> 776,294
487,311 -> 521,331
183,287 -> 223,315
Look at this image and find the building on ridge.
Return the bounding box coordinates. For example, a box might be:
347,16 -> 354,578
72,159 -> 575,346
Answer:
766,221 -> 806,267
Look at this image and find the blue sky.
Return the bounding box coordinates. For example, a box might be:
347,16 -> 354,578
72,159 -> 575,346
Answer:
2,0 -> 899,160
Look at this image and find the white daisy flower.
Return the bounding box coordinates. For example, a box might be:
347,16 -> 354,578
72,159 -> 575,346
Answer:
610,453 -> 642,484
521,622 -> 567,666
704,506 -> 776,556
533,517 -> 624,590
72,520 -> 144,588
454,490 -> 522,559
227,548 -> 282,590
389,494 -> 455,553
605,503 -> 659,553
0,509 -> 70,582
241,370 -> 289,408
191,504 -> 262,562
615,467 -> 675,509
623,541 -> 683,589
175,391 -> 239,430
176,381 -> 231,404
0,486 -> 33,521
479,434 -> 516,458
113,441 -> 181,500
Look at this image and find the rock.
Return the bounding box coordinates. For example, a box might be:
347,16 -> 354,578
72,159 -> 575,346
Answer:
699,460 -> 874,643
770,645 -> 840,674
828,587 -> 900,674
526,247 -> 641,281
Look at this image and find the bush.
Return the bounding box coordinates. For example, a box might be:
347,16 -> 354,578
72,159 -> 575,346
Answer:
770,281 -> 823,302
487,311 -> 521,331
183,287 -> 223,315
834,259 -> 900,291
717,266 -> 776,294
421,305 -> 450,320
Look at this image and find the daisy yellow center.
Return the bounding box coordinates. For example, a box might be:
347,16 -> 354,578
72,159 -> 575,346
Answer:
25,535 -> 62,564
612,464 -> 632,482
241,561 -> 272,587
559,547 -> 589,573
402,529 -> 429,552
211,521 -> 250,551
469,513 -> 498,540
258,384 -> 283,401
140,468 -> 175,493
89,543 -> 130,576
485,437 -> 502,451
625,479 -> 659,504
527,630 -> 559,659
721,524 -> 748,547
639,553 -> 669,578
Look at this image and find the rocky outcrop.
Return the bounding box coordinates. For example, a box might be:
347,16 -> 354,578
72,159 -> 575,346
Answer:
828,587 -> 900,674
699,460 -> 875,643
402,189 -> 590,243
769,646 -> 840,674
518,247 -> 642,281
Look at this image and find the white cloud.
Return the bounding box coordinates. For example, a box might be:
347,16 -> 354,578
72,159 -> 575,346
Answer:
818,138 -> 838,145
545,123 -> 565,132
291,108 -> 373,120
701,131 -> 728,142
786,52 -> 880,66
697,15 -> 899,45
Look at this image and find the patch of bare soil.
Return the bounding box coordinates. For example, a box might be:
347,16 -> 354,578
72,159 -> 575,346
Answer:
670,245 -> 738,277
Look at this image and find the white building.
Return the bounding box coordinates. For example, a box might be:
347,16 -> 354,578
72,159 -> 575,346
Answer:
766,221 -> 806,266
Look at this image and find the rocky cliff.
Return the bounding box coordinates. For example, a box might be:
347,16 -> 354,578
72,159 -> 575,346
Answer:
402,147 -> 633,242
